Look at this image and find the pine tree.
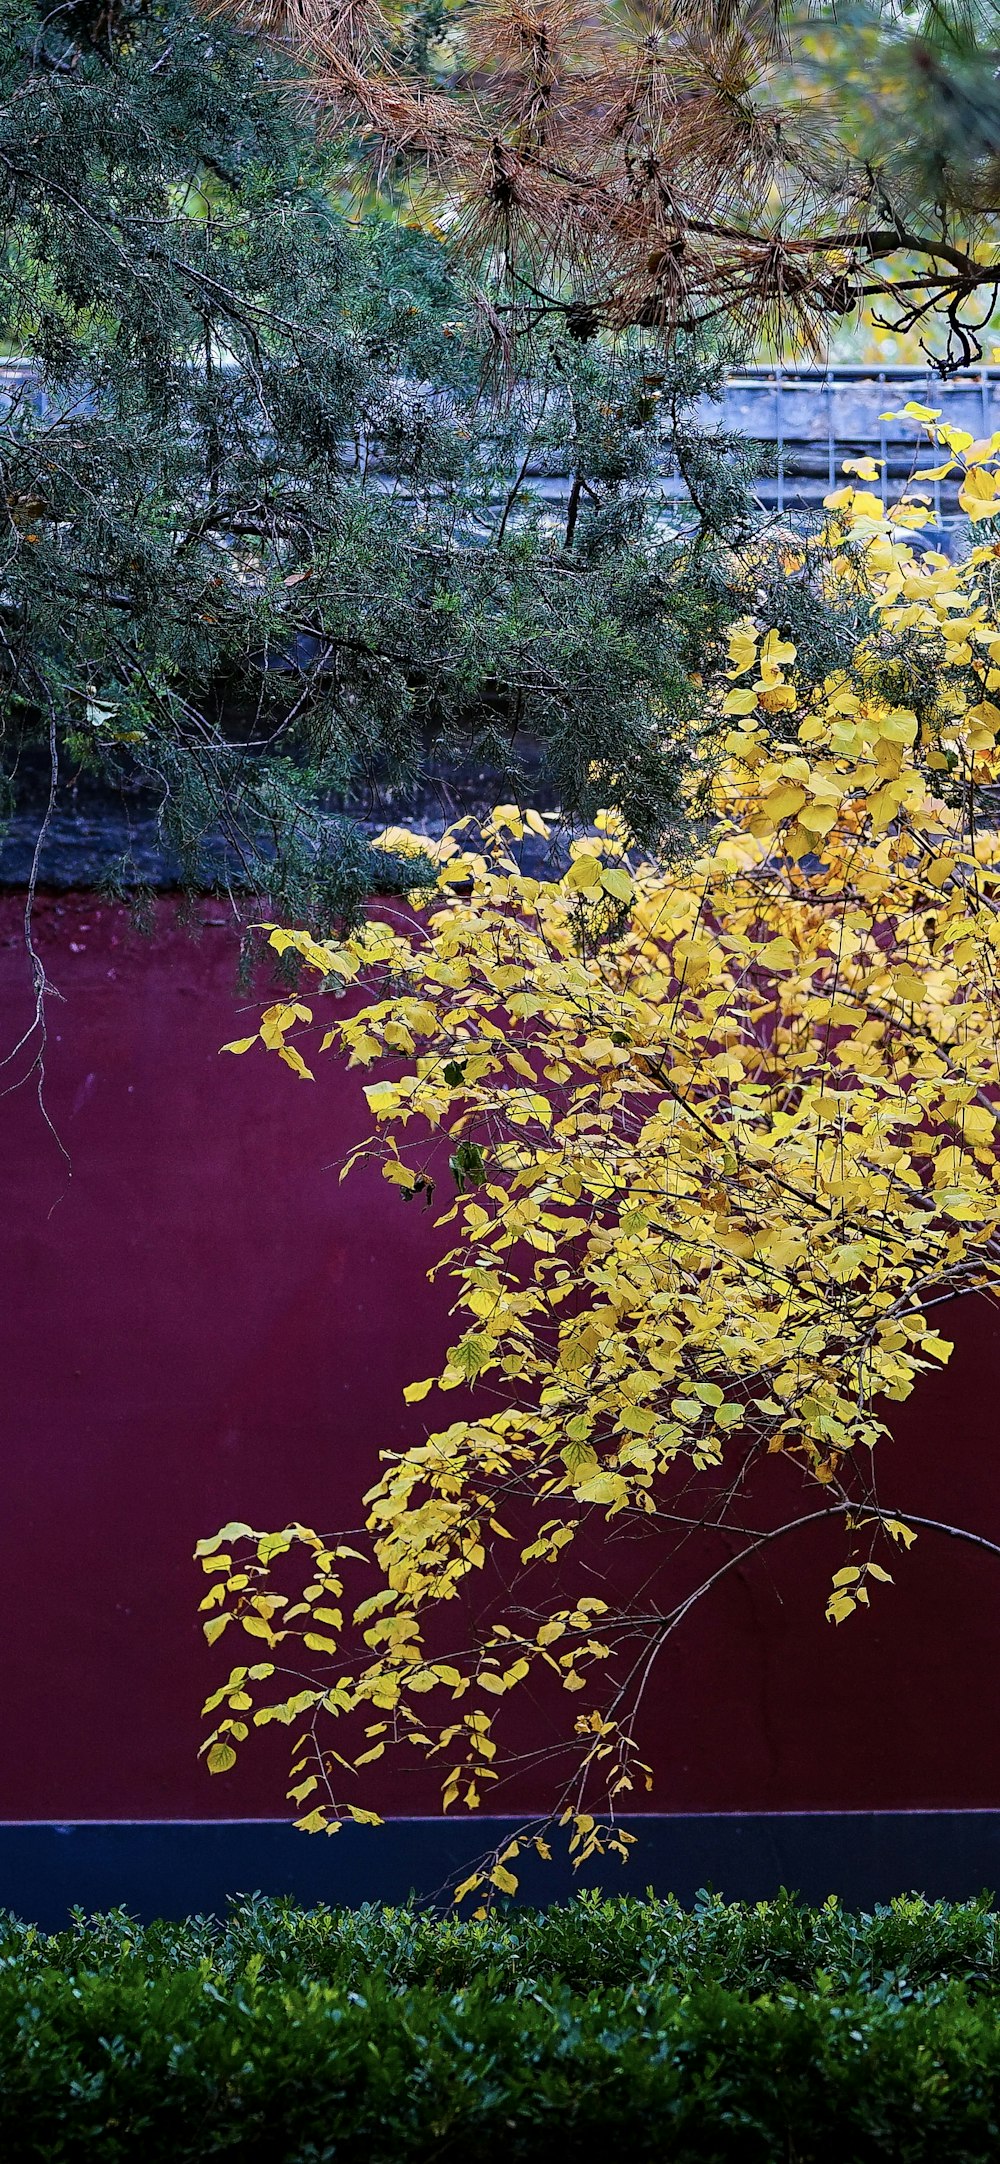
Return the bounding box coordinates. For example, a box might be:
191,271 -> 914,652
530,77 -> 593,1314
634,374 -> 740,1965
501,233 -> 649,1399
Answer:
0,0 -> 763,925
234,0 -> 1000,372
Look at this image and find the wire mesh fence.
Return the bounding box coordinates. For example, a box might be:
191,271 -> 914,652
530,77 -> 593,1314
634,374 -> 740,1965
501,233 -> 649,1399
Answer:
706,364 -> 1000,538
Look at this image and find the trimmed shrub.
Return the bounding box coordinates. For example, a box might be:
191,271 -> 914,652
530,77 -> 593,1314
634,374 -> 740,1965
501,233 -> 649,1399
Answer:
2,1894 -> 1000,2157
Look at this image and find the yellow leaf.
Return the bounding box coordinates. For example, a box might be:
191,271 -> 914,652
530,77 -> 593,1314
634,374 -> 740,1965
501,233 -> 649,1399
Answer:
383,1158 -> 416,1186
278,1044 -> 314,1081
966,702 -> 1000,734
221,1037 -> 258,1055
762,784 -> 807,822
797,801 -> 838,836
207,1742 -> 237,1774
453,1871 -> 484,1903
575,1470 -> 629,1507
959,468 -> 1000,521
296,1809 -> 335,1834
490,1864 -> 519,1895
890,967 -> 927,1003
196,1523 -> 254,1555
826,1591 -> 857,1625
843,489 -> 886,521
364,1082 -> 401,1117
565,855 -> 601,893
760,630 -> 796,666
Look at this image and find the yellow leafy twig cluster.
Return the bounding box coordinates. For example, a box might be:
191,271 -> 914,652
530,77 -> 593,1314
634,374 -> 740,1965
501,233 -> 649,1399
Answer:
202,409 -> 1000,1898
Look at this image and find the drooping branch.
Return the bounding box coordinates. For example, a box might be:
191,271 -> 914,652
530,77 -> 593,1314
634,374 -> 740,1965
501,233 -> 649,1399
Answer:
214,0 -> 1000,364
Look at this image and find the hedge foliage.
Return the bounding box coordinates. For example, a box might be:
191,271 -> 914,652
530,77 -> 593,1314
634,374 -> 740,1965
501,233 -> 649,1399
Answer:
4,1893 -> 1000,2157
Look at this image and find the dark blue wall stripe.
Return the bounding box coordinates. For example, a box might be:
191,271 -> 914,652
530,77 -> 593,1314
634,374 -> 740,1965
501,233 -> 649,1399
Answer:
3,1815 -> 1000,1927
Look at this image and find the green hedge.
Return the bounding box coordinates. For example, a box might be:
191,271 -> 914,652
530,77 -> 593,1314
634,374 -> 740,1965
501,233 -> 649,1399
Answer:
4,1893 -> 1000,2158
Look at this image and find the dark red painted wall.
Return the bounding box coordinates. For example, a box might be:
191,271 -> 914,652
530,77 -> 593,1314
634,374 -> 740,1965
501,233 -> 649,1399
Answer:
2,891 -> 1000,1823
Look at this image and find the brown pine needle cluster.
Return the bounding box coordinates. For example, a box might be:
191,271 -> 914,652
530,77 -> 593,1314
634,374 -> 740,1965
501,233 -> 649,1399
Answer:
213,0 -> 1000,368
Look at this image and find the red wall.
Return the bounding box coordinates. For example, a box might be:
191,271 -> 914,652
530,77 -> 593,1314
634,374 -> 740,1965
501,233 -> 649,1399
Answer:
2,891 -> 1000,1823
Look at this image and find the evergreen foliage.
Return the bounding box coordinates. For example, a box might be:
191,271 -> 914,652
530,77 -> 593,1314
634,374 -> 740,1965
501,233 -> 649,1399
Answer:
7,1887 -> 1000,1997
5,1896 -> 1000,2159
0,0 -> 756,923
232,0 -> 1000,371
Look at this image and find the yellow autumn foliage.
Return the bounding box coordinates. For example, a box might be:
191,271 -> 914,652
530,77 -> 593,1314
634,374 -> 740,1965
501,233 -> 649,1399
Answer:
204,409 -> 1000,1897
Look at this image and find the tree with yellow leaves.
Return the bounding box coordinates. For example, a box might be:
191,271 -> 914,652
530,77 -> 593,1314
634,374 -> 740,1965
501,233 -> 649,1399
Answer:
200,403 -> 1000,1900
